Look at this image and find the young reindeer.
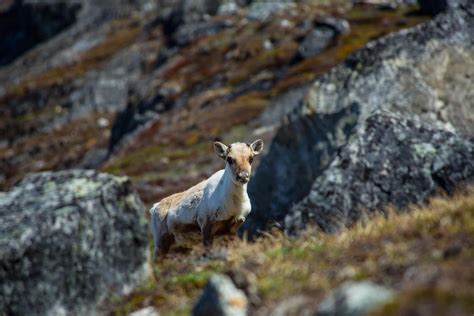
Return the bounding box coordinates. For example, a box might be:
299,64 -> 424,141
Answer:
150,139 -> 264,259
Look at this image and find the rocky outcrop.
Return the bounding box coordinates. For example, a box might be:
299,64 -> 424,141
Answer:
317,281 -> 394,316
245,0 -> 474,233
285,112 -> 474,233
0,0 -> 81,66
0,170 -> 148,316
193,274 -> 248,316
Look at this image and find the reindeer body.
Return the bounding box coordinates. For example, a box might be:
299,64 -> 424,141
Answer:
150,140 -> 262,259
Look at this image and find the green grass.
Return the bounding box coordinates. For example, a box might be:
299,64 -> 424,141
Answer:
105,187 -> 474,315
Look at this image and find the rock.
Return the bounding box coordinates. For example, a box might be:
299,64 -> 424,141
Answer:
245,0 -> 474,234
257,85 -> 308,132
109,89 -> 170,152
285,111 -> 474,233
0,0 -> 82,66
159,0 -> 223,38
247,1 -> 295,20
317,281 -> 394,316
226,269 -> 260,306
192,274 -> 248,316
296,16 -> 350,59
315,16 -> 351,35
173,19 -> 233,47
182,0 -> 222,22
297,27 -> 336,58
129,306 -> 160,316
218,1 -> 240,15
0,170 -> 148,315
78,147 -> 109,169
271,295 -> 315,316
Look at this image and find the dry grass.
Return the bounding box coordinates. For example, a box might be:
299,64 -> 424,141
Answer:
106,187 -> 474,315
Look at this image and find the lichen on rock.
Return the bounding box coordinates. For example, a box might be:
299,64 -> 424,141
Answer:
285,111 -> 474,233
0,169 -> 148,316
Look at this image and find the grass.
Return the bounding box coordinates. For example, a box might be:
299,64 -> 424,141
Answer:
106,187 -> 474,315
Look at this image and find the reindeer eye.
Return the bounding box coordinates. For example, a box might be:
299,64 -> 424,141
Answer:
226,157 -> 234,165
249,157 -> 254,164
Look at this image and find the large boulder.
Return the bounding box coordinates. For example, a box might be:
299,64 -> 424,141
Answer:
285,111 -> 474,233
245,0 -> 474,233
0,170 -> 148,316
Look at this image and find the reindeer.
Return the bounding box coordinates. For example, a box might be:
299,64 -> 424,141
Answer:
150,139 -> 264,259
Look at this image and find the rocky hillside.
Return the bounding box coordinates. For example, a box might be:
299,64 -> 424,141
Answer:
1,0 -> 473,315
246,0 -> 474,234
0,0 -> 427,205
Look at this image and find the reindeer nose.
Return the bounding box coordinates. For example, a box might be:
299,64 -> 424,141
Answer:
237,171 -> 249,183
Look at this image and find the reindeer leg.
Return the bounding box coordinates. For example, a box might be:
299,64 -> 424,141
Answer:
202,222 -> 214,249
156,232 -> 174,261
230,217 -> 245,235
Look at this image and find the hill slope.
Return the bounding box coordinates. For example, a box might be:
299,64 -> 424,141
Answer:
107,187 -> 474,315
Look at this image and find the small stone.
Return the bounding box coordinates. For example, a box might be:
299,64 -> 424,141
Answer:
97,117 -> 110,128
129,306 -> 160,316
317,281 -> 395,316
247,2 -> 294,20
192,274 -> 248,316
298,27 -> 336,58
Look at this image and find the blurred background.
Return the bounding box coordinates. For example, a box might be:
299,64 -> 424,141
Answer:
0,0 -> 427,206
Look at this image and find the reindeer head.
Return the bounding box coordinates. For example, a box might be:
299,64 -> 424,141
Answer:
214,140 -> 264,185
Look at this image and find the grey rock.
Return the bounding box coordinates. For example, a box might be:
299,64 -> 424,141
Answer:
159,0 -> 223,37
296,16 -> 350,59
0,0 -> 148,84
182,0 -> 222,22
271,295 -> 315,316
78,147 -> 109,169
247,1 -> 295,20
297,27 -> 336,58
0,170 -> 148,316
0,0 -> 81,66
193,274 -> 248,316
286,111 -> 474,233
173,19 -> 233,47
257,84 -> 308,131
317,281 -> 394,316
245,0 -> 474,234
129,306 -> 160,316
218,1 -> 240,15
315,16 -> 351,35
226,269 -> 260,306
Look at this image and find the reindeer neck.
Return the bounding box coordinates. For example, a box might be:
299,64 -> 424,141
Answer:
220,164 -> 247,202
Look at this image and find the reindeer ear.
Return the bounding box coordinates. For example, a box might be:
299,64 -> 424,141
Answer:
214,141 -> 228,158
250,139 -> 264,155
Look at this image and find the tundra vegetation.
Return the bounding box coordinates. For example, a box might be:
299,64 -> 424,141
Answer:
108,188 -> 474,315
